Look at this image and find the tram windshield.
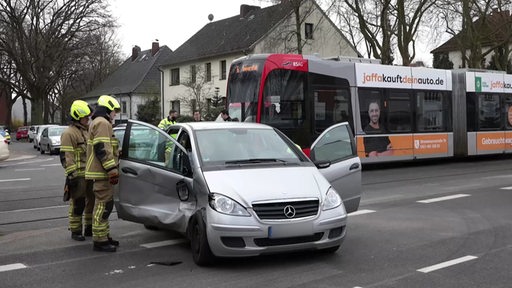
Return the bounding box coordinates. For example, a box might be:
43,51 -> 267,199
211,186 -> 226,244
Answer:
226,59 -> 264,122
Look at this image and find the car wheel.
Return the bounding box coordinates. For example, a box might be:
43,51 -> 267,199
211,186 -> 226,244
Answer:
143,224 -> 159,230
189,214 -> 214,266
40,146 -> 44,154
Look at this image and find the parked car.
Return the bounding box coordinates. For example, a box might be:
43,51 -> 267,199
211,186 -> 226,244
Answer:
116,120 -> 361,265
0,126 -> 11,144
16,126 -> 29,141
34,124 -> 58,150
28,125 -> 38,143
39,125 -> 67,155
0,134 -> 9,161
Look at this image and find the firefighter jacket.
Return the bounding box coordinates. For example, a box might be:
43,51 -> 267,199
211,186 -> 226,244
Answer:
60,122 -> 89,178
85,113 -> 119,180
158,116 -> 176,130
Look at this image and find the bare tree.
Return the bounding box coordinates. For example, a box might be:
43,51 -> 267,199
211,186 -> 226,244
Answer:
178,64 -> 214,117
0,0 -> 116,124
435,0 -> 512,69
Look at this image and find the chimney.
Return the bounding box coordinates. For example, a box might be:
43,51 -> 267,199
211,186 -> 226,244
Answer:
151,40 -> 160,56
131,45 -> 141,61
240,4 -> 260,18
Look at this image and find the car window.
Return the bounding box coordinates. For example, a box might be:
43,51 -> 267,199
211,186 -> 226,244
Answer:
195,128 -> 302,167
310,124 -> 355,163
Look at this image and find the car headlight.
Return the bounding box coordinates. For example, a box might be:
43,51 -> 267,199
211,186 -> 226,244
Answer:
209,193 -> 250,216
51,139 -> 60,145
323,187 -> 342,210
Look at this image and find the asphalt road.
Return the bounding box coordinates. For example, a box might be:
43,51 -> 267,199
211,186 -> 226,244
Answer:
1,141 -> 512,288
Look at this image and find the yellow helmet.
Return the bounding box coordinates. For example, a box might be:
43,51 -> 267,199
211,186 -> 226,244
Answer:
98,95 -> 120,111
70,100 -> 92,120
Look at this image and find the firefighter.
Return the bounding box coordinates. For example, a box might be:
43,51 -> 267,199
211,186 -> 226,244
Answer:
60,100 -> 94,241
158,109 -> 178,130
85,95 -> 120,252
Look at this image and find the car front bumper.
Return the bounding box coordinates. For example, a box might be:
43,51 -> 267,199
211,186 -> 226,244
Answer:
206,206 -> 347,257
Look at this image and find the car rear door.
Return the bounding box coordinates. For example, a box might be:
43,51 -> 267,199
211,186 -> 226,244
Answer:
309,122 -> 361,213
116,120 -> 194,232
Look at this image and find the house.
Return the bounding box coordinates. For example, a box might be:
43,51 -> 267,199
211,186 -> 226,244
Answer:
431,10 -> 512,70
83,41 -> 173,124
159,0 -> 360,118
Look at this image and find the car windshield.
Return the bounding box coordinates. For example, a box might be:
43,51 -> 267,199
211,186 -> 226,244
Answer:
195,127 -> 302,168
49,127 -> 66,136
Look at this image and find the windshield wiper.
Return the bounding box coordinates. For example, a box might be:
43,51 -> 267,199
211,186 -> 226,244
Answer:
225,158 -> 287,165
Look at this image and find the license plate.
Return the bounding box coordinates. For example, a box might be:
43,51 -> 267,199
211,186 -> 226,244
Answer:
268,222 -> 313,238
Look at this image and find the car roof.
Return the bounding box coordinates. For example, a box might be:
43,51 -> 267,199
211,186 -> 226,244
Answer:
175,121 -> 274,131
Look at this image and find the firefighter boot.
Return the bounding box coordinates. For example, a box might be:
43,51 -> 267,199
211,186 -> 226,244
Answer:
84,225 -> 92,237
108,236 -> 119,246
93,241 -> 117,252
71,232 -> 85,241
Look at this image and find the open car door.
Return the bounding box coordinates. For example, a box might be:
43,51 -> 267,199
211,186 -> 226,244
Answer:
116,120 -> 195,233
309,122 -> 361,213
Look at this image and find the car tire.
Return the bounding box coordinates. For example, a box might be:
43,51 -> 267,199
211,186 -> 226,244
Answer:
40,146 -> 44,154
189,213 -> 214,266
143,224 -> 159,230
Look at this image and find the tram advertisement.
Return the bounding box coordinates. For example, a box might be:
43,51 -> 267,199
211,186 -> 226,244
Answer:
357,134 -> 450,158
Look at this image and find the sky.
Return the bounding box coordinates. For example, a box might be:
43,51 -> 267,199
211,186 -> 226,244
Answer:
109,0 -> 272,57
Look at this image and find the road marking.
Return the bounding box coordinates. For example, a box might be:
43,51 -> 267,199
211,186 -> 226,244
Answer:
500,186 -> 512,190
0,178 -> 30,183
417,194 -> 470,204
0,205 -> 67,214
41,163 -> 61,167
417,255 -> 477,273
348,209 -> 376,216
0,263 -> 27,272
15,168 -> 44,171
140,239 -> 187,248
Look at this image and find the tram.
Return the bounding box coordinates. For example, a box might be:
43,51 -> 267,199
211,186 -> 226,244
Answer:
225,53 -> 512,163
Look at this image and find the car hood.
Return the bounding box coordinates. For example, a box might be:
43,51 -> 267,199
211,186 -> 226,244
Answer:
49,136 -> 61,142
202,166 -> 330,206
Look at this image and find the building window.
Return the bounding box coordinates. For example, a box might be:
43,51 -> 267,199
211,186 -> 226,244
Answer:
220,60 -> 227,80
190,65 -> 196,83
305,23 -> 313,40
206,62 -> 212,82
171,68 -> 180,85
171,100 -> 180,114
121,101 -> 127,114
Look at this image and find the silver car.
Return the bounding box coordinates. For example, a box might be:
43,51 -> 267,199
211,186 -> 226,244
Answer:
116,120 -> 361,265
39,125 -> 67,155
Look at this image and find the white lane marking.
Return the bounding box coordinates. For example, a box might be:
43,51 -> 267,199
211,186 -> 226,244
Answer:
500,186 -> 512,190
417,255 -> 478,273
0,205 -> 68,214
41,163 -> 61,167
417,194 -> 470,204
140,239 -> 187,248
348,209 -> 376,216
0,263 -> 27,272
0,178 -> 30,183
15,168 -> 44,171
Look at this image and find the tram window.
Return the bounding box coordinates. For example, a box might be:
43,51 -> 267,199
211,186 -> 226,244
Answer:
504,96 -> 512,129
416,91 -> 451,132
262,69 -> 305,127
467,94 -> 477,132
314,88 -> 351,132
478,94 -> 501,130
387,91 -> 412,132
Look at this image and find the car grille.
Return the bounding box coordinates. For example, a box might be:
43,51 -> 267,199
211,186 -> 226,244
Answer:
252,200 -> 319,220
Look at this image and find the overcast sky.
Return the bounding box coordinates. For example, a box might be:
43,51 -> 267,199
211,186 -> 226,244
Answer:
110,0 -> 271,57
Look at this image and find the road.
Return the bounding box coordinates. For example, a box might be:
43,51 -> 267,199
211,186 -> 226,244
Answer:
1,141 -> 511,288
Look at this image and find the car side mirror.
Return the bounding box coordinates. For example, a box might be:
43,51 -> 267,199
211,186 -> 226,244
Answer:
314,160 -> 331,169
